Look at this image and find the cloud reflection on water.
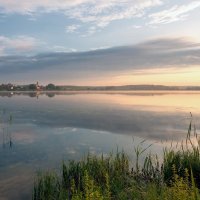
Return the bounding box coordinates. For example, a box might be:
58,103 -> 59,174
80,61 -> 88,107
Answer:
0,92 -> 197,142
0,91 -> 199,199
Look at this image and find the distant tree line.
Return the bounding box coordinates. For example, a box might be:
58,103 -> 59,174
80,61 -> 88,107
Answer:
1,83 -> 200,91
0,83 -> 59,91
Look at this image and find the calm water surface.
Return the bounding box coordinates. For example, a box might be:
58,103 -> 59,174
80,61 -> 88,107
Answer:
0,91 -> 200,199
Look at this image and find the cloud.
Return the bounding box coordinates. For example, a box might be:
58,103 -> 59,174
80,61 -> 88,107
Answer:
81,26 -> 98,37
65,0 -> 163,28
138,37 -> 200,50
1,1 -> 198,39
52,45 -> 77,53
149,1 -> 200,24
133,25 -> 142,29
0,0 -> 91,14
0,37 -> 200,84
65,24 -> 80,33
0,35 -> 40,55
0,1 -> 162,28
90,46 -> 110,51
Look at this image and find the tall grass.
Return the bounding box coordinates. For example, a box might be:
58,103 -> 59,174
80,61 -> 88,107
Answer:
33,121 -> 200,200
163,121 -> 200,188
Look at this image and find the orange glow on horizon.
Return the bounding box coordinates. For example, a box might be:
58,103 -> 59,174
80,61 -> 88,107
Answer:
38,66 -> 200,87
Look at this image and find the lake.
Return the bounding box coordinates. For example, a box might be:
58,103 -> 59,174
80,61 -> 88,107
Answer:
0,91 -> 200,199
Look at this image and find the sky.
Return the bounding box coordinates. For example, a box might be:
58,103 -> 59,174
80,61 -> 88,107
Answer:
0,0 -> 200,86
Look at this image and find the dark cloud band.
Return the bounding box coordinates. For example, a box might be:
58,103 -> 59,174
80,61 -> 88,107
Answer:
0,38 -> 200,83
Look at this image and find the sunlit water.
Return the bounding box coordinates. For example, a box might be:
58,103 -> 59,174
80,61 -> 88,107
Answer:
0,91 -> 200,199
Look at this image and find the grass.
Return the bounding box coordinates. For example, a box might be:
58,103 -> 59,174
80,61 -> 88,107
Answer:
163,121 -> 200,187
33,121 -> 200,200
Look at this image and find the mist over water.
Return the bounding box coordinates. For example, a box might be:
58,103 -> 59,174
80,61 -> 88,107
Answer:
0,91 -> 200,199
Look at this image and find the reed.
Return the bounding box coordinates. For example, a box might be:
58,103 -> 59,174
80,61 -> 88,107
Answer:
163,121 -> 200,188
33,122 -> 200,200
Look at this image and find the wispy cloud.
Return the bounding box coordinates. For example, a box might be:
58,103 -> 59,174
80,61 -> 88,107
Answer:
0,0 -> 91,14
80,26 -> 101,37
65,0 -> 162,28
65,24 -> 80,33
52,45 -> 77,53
90,46 -> 110,51
0,0 -> 162,29
83,26 -> 98,37
0,35 -> 40,55
133,25 -> 142,29
149,1 -> 200,24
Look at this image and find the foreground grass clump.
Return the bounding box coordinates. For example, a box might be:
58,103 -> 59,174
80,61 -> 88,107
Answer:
33,152 -> 132,200
33,121 -> 200,199
33,150 -> 200,199
163,121 -> 200,188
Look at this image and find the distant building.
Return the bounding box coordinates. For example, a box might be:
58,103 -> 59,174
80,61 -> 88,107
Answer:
8,83 -> 14,90
36,82 -> 41,91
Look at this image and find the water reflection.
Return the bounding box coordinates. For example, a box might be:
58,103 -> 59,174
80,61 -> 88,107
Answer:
0,92 -> 199,142
2,134 -> 13,149
1,111 -> 13,149
0,91 -> 200,199
1,90 -> 200,98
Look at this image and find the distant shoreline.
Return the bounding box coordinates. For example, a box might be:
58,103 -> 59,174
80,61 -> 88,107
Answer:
1,90 -> 200,95
1,84 -> 200,92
